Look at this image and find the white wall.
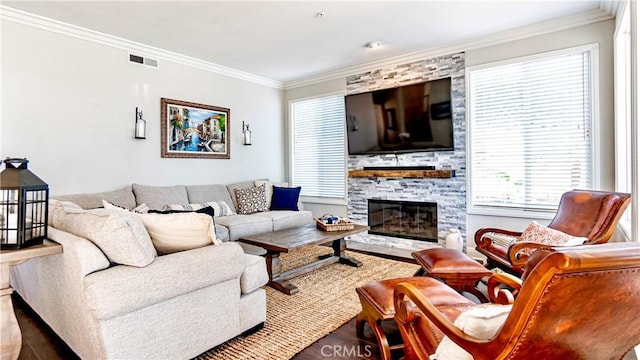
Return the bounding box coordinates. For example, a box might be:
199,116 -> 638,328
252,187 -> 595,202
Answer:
1,21 -> 286,195
465,19 -> 618,241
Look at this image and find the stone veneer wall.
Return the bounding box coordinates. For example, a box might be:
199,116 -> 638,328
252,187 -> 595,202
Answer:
346,52 -> 466,251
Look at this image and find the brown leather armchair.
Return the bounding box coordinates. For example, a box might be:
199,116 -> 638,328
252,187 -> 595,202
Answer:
475,189 -> 631,275
394,242 -> 640,360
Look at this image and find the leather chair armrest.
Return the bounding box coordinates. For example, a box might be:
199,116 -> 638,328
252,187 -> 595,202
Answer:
507,241 -> 552,266
487,273 -> 522,304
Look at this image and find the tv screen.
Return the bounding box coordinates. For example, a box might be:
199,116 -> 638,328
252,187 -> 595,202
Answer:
345,77 -> 454,155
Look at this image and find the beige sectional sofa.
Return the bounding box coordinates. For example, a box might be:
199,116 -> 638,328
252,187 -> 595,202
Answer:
10,180 -> 313,359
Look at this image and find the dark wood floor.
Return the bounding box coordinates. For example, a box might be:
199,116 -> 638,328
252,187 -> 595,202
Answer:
13,292 -> 401,360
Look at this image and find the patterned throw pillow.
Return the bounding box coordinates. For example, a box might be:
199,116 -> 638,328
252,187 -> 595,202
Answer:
518,221 -> 587,246
516,221 -> 587,256
234,185 -> 268,214
162,201 -> 236,217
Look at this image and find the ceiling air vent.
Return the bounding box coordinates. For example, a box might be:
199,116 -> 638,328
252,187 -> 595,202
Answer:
129,53 -> 159,69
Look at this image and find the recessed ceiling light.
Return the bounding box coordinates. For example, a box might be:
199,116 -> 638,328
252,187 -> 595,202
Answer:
364,41 -> 382,49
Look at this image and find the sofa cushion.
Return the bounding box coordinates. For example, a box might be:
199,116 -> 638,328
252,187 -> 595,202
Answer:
52,186 -> 136,210
241,254 -> 268,294
185,184 -> 235,206
132,184 -> 189,210
136,212 -> 220,254
51,202 -> 157,267
270,186 -> 301,211
214,215 -> 272,241
83,242 -> 246,320
253,210 -> 313,231
234,185 -> 268,214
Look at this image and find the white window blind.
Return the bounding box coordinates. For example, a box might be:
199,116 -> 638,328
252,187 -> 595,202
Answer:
468,46 -> 594,213
290,95 -> 346,199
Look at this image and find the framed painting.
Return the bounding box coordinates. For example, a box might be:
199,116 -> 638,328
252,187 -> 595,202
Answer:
160,98 -> 230,159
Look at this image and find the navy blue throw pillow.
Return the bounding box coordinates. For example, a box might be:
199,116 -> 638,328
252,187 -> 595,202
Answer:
270,186 -> 301,211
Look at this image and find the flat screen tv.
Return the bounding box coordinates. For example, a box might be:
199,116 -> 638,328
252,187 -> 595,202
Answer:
345,77 -> 454,155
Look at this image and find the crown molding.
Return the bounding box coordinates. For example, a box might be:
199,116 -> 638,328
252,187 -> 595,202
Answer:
283,8 -> 614,90
0,6 -> 284,90
599,0 -> 623,18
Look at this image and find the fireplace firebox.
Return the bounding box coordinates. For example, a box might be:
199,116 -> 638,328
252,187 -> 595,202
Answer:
367,199 -> 438,242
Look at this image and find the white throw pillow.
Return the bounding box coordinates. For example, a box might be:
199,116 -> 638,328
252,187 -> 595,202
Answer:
431,305 -> 512,360
254,180 -> 287,209
51,202 -> 157,267
136,212 -> 220,254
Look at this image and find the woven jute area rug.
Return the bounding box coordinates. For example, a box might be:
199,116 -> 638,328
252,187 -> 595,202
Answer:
195,246 -> 419,360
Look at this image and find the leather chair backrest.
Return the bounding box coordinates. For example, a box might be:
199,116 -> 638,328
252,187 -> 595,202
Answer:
547,190 -> 631,244
495,243 -> 640,359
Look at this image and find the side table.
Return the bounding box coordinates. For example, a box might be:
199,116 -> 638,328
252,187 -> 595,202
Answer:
1,240 -> 62,360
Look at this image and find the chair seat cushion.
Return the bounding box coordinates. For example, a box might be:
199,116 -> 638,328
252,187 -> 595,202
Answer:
413,248 -> 492,275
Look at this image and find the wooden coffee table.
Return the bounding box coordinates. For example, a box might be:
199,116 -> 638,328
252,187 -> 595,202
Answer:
238,223 -> 369,295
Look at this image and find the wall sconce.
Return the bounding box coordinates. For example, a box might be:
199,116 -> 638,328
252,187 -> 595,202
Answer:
135,107 -> 146,139
242,121 -> 252,145
0,158 -> 49,249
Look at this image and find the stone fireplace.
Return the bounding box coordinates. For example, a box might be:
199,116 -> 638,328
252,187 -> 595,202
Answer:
368,199 -> 438,242
346,52 -> 466,251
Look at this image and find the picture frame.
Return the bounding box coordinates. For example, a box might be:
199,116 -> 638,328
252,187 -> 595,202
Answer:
160,98 -> 230,159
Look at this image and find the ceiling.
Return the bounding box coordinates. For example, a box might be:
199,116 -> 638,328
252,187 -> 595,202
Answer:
2,1 -> 617,85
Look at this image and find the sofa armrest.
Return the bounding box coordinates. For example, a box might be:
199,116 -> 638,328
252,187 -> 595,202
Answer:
12,227 -> 111,291
84,242 -> 246,320
10,227 -> 113,359
241,254 -> 268,294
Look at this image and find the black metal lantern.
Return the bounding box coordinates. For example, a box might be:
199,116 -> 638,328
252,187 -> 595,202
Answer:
0,158 -> 49,249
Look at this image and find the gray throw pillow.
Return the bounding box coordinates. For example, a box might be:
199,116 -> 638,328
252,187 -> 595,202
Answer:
51,202 -> 157,267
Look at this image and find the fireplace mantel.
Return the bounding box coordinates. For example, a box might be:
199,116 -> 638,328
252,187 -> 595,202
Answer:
348,169 -> 455,179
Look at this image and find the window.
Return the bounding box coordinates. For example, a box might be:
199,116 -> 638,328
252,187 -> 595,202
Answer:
289,93 -> 346,202
467,45 -> 596,216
